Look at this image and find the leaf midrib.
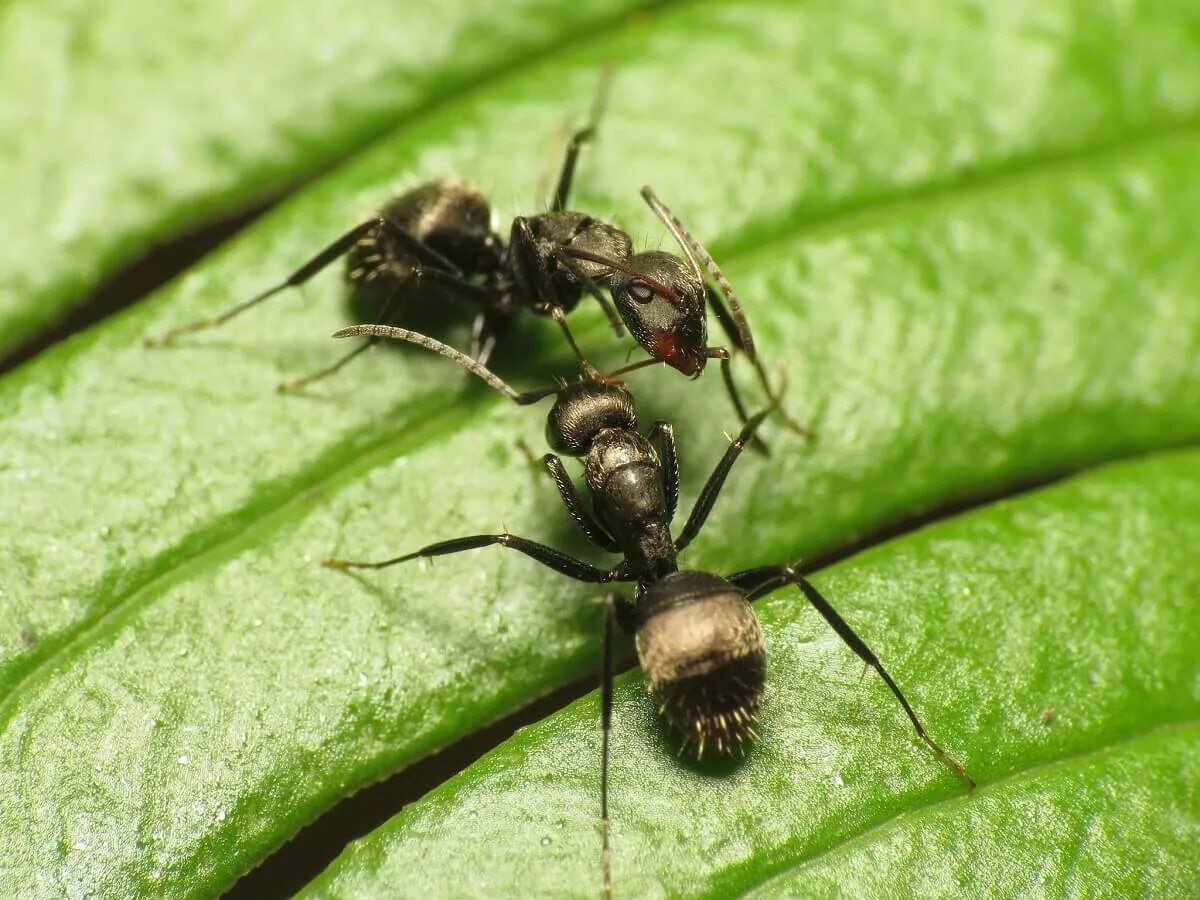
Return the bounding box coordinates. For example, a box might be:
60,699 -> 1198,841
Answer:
734,717 -> 1200,898
3,109 -> 1196,730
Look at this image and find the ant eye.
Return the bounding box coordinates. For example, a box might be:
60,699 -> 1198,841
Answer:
628,280 -> 656,303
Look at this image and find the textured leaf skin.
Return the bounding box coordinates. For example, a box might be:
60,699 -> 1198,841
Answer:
0,0 -> 652,352
0,0 -> 1198,896
299,450 -> 1200,898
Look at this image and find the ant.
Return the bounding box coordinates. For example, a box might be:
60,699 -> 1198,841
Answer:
321,324 -> 974,896
143,74 -> 805,448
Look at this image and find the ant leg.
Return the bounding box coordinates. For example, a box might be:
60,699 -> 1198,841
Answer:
705,283 -> 811,439
641,186 -> 810,439
595,357 -> 665,382
276,275 -> 409,393
544,454 -> 620,551
324,532 -> 615,583
674,408 -> 770,552
277,263 -> 498,393
646,422 -> 679,522
554,247 -> 624,337
709,348 -> 770,456
469,310 -> 508,366
332,324 -> 563,405
553,66 -> 614,212
146,210 -> 470,346
548,305 -> 602,379
727,564 -> 976,790
512,217 -> 599,376
641,186 -> 758,358
145,218 -> 388,347
597,589 -> 627,900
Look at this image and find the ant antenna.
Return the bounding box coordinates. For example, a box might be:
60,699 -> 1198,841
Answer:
639,186 -> 756,359
331,325 -> 562,405
641,185 -> 810,439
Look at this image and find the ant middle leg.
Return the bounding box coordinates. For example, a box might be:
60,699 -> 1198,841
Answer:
145,218 -> 384,347
323,531 -> 617,584
646,422 -> 679,522
726,564 -> 976,790
146,216 -> 462,348
542,454 -> 620,551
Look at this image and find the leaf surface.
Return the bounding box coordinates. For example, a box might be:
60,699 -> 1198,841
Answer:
0,0 -> 1198,895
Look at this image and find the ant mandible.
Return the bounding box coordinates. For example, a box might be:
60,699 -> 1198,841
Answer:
322,324 -> 974,897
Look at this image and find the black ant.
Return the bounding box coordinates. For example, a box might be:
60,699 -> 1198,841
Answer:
321,325 -> 974,896
144,75 -> 625,385
143,76 -> 806,448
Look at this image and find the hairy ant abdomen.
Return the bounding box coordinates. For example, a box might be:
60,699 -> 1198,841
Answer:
347,179 -> 502,293
636,571 -> 766,755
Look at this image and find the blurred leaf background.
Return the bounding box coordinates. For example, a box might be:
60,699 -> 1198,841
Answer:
0,0 -> 1197,896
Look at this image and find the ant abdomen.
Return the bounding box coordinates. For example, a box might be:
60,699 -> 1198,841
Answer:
346,179 -> 502,291
635,571 -> 766,755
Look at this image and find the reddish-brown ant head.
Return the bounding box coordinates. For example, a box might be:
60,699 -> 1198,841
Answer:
610,251 -> 708,376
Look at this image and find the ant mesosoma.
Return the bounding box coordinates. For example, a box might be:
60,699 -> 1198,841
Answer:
322,324 -> 974,895
143,75 -> 805,448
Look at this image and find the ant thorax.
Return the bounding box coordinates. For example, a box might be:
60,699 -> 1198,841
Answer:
508,211 -> 632,313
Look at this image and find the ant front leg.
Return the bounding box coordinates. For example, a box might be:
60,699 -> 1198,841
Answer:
553,247 -> 625,338
674,408 -> 769,552
646,422 -> 679,522
512,217 -> 600,377
708,347 -> 770,456
726,564 -> 976,790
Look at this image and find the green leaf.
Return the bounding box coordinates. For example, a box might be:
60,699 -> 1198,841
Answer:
298,449 -> 1200,898
0,0 -> 652,352
1,0 -> 1199,895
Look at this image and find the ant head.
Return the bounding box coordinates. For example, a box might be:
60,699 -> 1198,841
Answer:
385,180 -> 502,273
610,252 -> 708,376
545,380 -> 637,456
635,571 -> 765,756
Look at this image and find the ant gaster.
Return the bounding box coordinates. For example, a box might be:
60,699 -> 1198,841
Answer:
143,75 -> 806,448
322,324 -> 974,896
